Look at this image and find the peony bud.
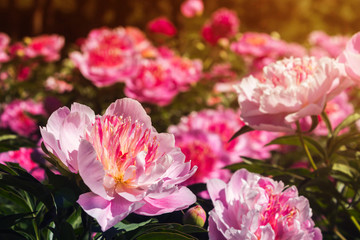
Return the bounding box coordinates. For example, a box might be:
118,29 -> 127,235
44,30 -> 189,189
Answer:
183,205 -> 206,227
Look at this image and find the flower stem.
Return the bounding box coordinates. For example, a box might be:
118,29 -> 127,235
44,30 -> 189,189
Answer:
321,111 -> 333,137
351,215 -> 360,233
296,121 -> 318,170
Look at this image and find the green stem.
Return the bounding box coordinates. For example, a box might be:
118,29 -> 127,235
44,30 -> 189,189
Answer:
321,111 -> 333,137
24,192 -> 40,240
351,215 -> 360,233
296,121 -> 318,170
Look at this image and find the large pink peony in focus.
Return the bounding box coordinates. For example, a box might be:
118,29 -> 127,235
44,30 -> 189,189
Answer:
1,99 -> 46,137
234,57 -> 352,132
207,169 -> 322,240
24,34 -> 64,62
338,32 -> 360,84
70,27 -> 140,87
40,98 -> 197,231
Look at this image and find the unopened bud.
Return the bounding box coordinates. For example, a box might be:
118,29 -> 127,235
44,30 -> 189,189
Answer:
183,205 -> 206,227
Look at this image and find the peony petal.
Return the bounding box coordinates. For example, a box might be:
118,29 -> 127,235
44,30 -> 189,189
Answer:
71,102 -> 95,121
104,98 -> 152,129
135,186 -> 196,215
45,106 -> 70,138
78,140 -> 110,200
207,178 -> 227,203
77,192 -> 138,231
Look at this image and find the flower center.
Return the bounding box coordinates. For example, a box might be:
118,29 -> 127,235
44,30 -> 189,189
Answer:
86,115 -> 159,186
245,35 -> 267,46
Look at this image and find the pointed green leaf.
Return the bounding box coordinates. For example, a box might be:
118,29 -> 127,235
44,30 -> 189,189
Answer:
228,125 -> 254,142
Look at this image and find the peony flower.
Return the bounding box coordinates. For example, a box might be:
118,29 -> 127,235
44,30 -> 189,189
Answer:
181,0 -> 204,18
309,31 -> 349,58
230,32 -> 287,58
338,32 -> 360,84
172,130 -> 231,186
24,34 -> 64,62
0,147 -> 45,181
45,76 -> 73,93
124,58 -> 181,106
125,27 -> 157,58
0,32 -> 10,62
41,98 -> 197,231
234,57 -> 353,132
169,108 -> 280,162
202,8 -> 240,45
207,169 -> 322,240
1,99 -> 46,137
147,17 -> 177,37
124,52 -> 202,106
70,27 -> 140,87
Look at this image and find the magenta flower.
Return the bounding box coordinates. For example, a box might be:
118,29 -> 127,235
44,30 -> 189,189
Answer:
24,34 -> 64,62
169,108 -> 280,162
202,8 -> 240,45
124,58 -> 181,106
235,57 -> 352,132
181,0 -> 204,18
173,130 -> 231,186
147,17 -> 177,37
70,27 -> 141,87
207,169 -> 322,240
41,98 -> 197,231
125,27 -> 157,58
0,32 -> 10,62
1,99 -> 46,137
0,147 -> 45,181
338,32 -> 360,84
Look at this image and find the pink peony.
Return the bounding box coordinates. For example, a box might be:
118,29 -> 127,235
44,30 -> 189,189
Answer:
181,0 -> 204,18
235,57 -> 353,132
41,98 -> 197,231
24,34 -> 64,61
202,8 -> 240,45
0,32 -> 10,62
147,17 -> 177,37
338,32 -> 360,84
230,32 -> 287,58
207,169 -> 322,240
124,58 -> 181,106
1,99 -> 46,137
45,77 -> 73,93
309,31 -> 349,58
124,53 -> 202,106
70,27 -> 140,87
169,108 -> 279,161
173,130 -> 231,186
125,27 -> 158,58
0,147 -> 45,181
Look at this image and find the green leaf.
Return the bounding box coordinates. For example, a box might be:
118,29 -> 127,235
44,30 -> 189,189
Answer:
58,221 -> 76,240
0,212 -> 34,230
0,134 -> 35,152
333,113 -> 360,137
266,135 -> 326,158
114,218 -> 155,232
228,125 -> 254,142
136,232 -> 195,240
0,173 -> 55,211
